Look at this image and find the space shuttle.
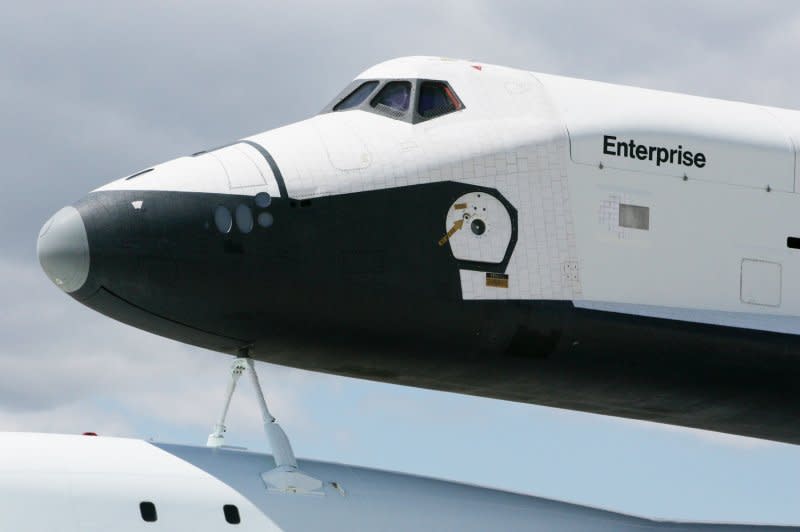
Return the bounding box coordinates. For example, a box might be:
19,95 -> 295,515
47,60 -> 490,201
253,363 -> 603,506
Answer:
37,56 -> 800,447
36,55 -> 800,451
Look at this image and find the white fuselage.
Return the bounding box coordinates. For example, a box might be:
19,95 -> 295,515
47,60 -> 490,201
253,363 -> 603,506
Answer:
0,432 -> 782,531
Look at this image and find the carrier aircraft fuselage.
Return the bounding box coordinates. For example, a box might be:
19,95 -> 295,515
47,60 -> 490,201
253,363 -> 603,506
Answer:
38,57 -> 800,444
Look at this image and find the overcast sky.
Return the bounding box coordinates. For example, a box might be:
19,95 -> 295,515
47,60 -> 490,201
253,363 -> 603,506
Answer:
4,0 -> 800,525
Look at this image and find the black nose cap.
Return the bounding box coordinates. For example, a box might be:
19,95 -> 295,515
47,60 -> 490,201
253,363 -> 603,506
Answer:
37,206 -> 90,293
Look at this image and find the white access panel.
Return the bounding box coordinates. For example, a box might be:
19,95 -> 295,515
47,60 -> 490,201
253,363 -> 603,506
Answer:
741,259 -> 782,307
209,144 -> 278,193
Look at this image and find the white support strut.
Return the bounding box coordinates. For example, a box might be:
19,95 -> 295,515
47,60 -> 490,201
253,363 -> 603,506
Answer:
244,357 -> 297,469
206,354 -> 323,495
206,358 -> 247,448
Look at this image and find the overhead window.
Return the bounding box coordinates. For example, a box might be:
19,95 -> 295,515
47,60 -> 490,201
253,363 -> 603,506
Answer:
371,81 -> 412,116
334,81 -> 379,111
418,81 -> 462,119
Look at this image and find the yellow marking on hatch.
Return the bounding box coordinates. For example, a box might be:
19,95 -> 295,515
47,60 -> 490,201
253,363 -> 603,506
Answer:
438,219 -> 464,246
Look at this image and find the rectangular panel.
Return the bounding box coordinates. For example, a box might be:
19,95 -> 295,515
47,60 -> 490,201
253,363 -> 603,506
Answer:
741,259 -> 781,307
618,204 -> 649,230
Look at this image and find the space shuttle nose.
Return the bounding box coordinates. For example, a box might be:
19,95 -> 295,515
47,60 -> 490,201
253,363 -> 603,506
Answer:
37,206 -> 90,293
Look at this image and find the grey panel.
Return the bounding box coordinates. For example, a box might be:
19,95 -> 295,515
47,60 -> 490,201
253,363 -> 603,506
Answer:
619,203 -> 650,230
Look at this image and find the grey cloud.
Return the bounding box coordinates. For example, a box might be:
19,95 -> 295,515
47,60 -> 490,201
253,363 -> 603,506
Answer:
474,1 -> 800,103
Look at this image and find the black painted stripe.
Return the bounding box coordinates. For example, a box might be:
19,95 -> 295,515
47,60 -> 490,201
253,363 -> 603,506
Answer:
239,140 -> 288,199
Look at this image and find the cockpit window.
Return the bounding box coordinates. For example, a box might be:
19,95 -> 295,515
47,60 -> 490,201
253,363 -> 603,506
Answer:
322,79 -> 465,123
334,81 -> 379,111
371,81 -> 412,116
418,81 -> 463,119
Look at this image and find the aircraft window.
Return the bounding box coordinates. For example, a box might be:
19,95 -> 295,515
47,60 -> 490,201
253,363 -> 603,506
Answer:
418,81 -> 462,119
371,81 -> 412,116
257,212 -> 273,228
334,81 -> 379,111
214,206 -> 232,234
223,504 -> 241,524
235,204 -> 253,234
139,501 -> 157,522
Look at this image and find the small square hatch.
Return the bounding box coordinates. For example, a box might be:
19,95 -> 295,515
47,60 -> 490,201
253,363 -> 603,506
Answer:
740,259 -> 781,307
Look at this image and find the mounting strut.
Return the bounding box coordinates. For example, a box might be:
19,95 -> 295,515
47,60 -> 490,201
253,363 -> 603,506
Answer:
207,348 -> 323,494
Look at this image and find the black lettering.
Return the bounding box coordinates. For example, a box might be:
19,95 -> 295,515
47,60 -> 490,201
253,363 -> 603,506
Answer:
656,148 -> 669,166
603,135 -> 616,155
602,136 -> 706,169
694,152 -> 706,168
